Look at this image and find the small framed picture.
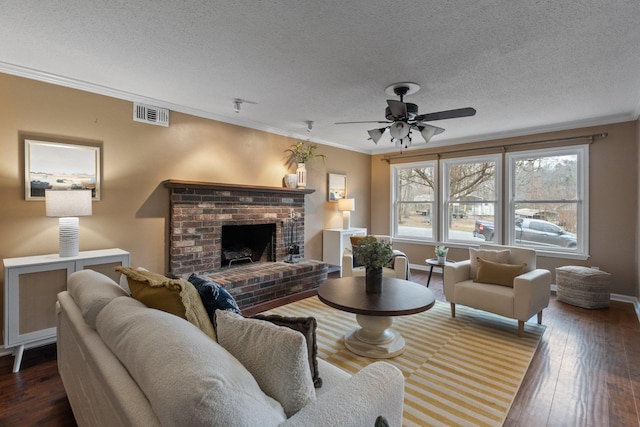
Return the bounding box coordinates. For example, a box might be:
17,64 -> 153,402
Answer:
24,138 -> 102,200
328,173 -> 347,202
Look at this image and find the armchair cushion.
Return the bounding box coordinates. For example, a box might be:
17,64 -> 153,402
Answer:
474,257 -> 527,287
469,248 -> 510,278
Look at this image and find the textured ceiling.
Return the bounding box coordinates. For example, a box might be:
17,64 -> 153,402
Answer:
1,1 -> 640,153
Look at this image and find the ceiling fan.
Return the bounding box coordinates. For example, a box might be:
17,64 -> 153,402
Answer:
336,82 -> 476,149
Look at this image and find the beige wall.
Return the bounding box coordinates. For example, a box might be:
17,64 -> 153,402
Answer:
0,73 -> 371,336
637,117 -> 640,299
371,121 -> 639,297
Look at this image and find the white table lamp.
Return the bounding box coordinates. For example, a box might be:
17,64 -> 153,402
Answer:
45,190 -> 93,257
338,198 -> 355,230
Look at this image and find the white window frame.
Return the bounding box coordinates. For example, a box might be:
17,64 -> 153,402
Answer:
391,161 -> 438,242
441,154 -> 502,244
505,145 -> 589,258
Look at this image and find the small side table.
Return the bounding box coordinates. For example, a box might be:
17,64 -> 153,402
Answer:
425,258 -> 453,287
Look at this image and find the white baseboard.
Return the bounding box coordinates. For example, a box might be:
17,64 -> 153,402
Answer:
410,263 -> 429,272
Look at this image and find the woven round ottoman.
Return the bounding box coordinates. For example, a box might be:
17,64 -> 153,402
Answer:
555,266 -> 611,309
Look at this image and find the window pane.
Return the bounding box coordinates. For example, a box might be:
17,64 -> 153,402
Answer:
508,145 -> 586,254
448,162 -> 495,201
514,203 -> 577,249
445,158 -> 498,243
396,202 -> 433,238
394,164 -> 436,241
398,167 -> 435,201
446,202 -> 490,242
514,155 -> 577,200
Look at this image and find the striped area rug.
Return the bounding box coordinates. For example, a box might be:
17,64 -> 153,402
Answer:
263,296 -> 544,427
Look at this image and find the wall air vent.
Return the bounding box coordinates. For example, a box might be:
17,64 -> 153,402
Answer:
133,103 -> 169,127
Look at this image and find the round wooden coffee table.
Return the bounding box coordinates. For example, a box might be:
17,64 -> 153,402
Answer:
318,276 -> 435,358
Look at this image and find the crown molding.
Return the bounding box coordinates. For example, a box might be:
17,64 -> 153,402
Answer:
0,61 -> 373,154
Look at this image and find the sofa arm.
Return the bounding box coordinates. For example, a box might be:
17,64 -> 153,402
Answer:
282,362 -> 404,427
391,251 -> 409,279
342,252 -> 354,277
513,269 -> 552,321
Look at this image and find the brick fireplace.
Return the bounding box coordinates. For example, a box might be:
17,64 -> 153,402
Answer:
164,180 -> 327,308
165,179 -> 315,274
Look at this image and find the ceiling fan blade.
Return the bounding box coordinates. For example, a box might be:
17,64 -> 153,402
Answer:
386,100 -> 407,119
415,107 -> 476,122
335,120 -> 391,125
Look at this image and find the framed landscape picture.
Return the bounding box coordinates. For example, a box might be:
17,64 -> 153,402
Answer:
328,173 -> 347,201
25,139 -> 101,200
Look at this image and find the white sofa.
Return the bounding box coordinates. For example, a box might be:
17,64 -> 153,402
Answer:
56,269 -> 405,427
443,244 -> 551,336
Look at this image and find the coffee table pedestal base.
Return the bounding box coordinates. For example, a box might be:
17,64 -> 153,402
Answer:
344,314 -> 405,358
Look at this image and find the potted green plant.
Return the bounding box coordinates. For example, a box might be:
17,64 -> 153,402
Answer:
284,141 -> 326,189
352,236 -> 393,293
435,245 -> 448,264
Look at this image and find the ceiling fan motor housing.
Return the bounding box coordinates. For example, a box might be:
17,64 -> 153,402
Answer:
386,103 -> 418,121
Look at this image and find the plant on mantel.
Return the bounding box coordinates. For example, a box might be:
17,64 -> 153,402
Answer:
284,141 -> 326,168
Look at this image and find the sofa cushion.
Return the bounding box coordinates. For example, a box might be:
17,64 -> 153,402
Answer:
251,314 -> 322,388
67,269 -> 129,329
96,296 -> 286,426
474,257 -> 526,287
115,266 -> 215,340
469,248 -> 510,279
187,274 -> 241,324
216,310 -> 316,417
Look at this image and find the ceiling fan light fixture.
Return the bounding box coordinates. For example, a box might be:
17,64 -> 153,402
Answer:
367,128 -> 386,144
418,124 -> 439,143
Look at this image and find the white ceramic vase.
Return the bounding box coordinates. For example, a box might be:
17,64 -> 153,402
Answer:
284,174 -> 298,188
296,163 -> 307,188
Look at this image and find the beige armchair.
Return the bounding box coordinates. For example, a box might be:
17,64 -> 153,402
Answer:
443,244 -> 551,336
342,235 -> 409,280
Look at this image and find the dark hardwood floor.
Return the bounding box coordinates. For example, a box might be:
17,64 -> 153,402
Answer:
1,268 -> 638,426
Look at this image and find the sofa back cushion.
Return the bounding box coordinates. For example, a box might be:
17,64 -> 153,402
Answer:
67,269 -> 129,329
96,297 -> 286,427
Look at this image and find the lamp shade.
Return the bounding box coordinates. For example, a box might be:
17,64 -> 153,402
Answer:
418,124 -> 445,143
337,198 -> 355,212
367,128 -> 386,144
45,190 -> 92,217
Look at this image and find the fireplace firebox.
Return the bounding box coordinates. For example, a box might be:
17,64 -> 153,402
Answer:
221,223 -> 276,267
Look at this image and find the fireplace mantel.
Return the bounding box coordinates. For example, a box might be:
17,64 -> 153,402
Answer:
163,179 -> 315,195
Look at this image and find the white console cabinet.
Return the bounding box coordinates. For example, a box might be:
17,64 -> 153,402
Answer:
3,248 -> 130,372
322,228 -> 367,276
